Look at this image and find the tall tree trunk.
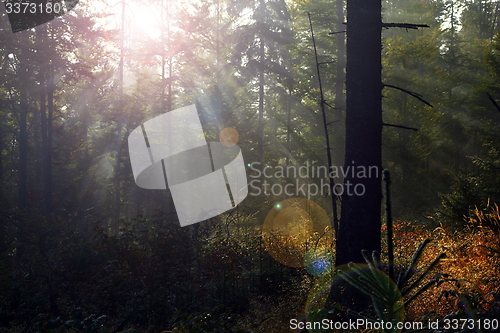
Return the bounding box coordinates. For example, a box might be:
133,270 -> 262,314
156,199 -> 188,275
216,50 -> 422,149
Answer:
336,0 -> 382,266
15,42 -> 30,268
161,0 -> 165,111
0,135 -> 3,193
82,100 -> 90,162
308,12 -> 340,235
46,59 -> 54,215
166,0 -> 173,112
168,57 -> 173,112
40,62 -> 48,214
285,87 -> 292,167
258,38 -> 265,162
0,137 -> 3,253
334,0 -> 346,163
18,51 -> 28,210
113,0 -> 126,234
216,0 -> 220,81
161,0 -> 172,112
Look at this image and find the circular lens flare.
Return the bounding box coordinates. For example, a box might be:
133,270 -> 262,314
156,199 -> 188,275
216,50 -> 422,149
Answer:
262,198 -> 333,268
304,271 -> 335,317
219,127 -> 239,147
304,247 -> 334,277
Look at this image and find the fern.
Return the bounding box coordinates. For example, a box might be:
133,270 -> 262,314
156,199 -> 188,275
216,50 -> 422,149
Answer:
337,240 -> 446,333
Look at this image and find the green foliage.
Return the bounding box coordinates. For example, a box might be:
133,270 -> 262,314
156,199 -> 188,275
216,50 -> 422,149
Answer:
436,30 -> 500,229
0,206 -> 299,331
438,174 -> 483,228
396,239 -> 446,306
338,262 -> 405,333
337,241 -> 445,332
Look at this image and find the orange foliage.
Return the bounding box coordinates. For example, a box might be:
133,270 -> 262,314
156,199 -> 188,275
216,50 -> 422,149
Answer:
383,219 -> 500,320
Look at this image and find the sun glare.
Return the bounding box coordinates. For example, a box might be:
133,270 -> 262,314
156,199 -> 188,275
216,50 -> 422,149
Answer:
107,0 -> 165,39
128,2 -> 163,39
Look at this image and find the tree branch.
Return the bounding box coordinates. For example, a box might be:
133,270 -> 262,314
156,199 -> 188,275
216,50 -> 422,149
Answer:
487,92 -> 500,113
382,23 -> 430,30
329,30 -> 346,35
324,101 -> 341,110
383,123 -> 419,131
384,84 -> 433,107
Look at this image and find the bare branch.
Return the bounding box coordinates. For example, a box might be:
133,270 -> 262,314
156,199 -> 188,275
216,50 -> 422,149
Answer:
487,92 -> 500,113
324,101 -> 341,110
384,84 -> 433,107
382,23 -> 430,30
329,30 -> 346,35
383,123 -> 419,131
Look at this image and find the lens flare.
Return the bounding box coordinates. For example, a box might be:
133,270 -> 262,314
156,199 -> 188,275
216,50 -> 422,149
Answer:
219,127 -> 239,147
304,247 -> 334,277
262,198 -> 333,268
304,271 -> 334,317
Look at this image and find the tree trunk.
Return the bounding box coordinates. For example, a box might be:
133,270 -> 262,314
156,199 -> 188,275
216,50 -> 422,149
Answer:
166,0 -> 173,112
18,51 -> 28,210
113,0 -> 126,234
0,135 -> 3,193
333,0 -> 346,165
40,64 -> 48,214
46,60 -> 54,215
334,0 -> 345,128
161,0 -> 166,112
336,0 -> 383,266
285,87 -> 292,167
0,135 -> 3,253
258,38 -> 265,162
45,25 -> 54,216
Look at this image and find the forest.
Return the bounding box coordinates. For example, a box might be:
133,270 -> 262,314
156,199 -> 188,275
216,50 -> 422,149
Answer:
0,0 -> 500,331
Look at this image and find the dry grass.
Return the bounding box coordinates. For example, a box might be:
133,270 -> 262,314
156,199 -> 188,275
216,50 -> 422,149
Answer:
386,212 -> 500,320
236,206 -> 500,331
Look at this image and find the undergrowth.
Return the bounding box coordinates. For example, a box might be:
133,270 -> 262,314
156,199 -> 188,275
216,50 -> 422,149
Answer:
384,213 -> 500,323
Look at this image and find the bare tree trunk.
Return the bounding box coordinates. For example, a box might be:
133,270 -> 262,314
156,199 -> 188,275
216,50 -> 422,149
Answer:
81,96 -> 90,162
336,0 -> 382,265
0,136 -> 3,252
18,51 -> 28,210
167,0 -> 173,112
333,0 -> 383,316
285,87 -> 292,167
161,0 -> 173,112
258,38 -> 265,162
334,0 -> 346,163
168,57 -> 173,112
14,40 -> 30,268
0,135 -> 3,192
41,25 -> 54,216
38,26 -> 49,215
113,0 -> 126,234
335,0 -> 345,109
161,0 -> 165,111
46,58 -> 54,216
